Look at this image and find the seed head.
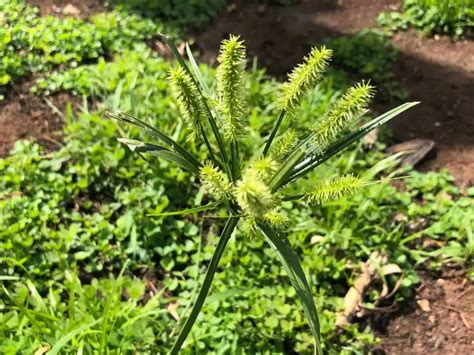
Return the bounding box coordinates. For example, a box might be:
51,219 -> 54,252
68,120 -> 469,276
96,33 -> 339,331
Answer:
200,162 -> 232,200
234,173 -> 276,217
277,46 -> 332,114
216,35 -> 247,141
169,66 -> 206,134
305,175 -> 364,205
313,82 -> 375,151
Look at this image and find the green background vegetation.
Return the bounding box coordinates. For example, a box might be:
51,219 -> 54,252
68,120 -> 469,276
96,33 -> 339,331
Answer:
1,0 -> 473,353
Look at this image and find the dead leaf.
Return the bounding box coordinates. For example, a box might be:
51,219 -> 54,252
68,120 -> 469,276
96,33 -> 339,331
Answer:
167,302 -> 180,321
417,299 -> 431,312
381,264 -> 402,276
34,344 -> 51,355
63,4 -> 81,16
310,235 -> 324,244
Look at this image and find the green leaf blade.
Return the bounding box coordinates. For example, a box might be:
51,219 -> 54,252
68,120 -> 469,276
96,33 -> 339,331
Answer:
257,223 -> 322,354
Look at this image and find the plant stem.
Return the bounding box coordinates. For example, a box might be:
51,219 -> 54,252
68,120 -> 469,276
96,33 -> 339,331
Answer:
262,110 -> 286,156
170,216 -> 240,354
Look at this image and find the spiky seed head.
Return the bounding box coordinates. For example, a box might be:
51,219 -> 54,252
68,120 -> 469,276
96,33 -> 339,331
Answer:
234,173 -> 276,217
263,209 -> 289,229
169,66 -> 206,133
245,156 -> 279,183
305,174 -> 365,205
313,81 -> 375,151
242,216 -> 258,236
277,46 -> 332,114
199,162 -> 232,200
216,35 -> 247,141
270,129 -> 299,162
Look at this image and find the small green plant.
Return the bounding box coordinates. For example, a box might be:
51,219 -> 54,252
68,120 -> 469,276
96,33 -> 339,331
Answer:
109,34 -> 417,353
378,0 -> 474,37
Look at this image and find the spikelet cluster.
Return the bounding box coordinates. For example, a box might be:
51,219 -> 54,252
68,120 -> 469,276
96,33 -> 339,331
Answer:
270,129 -> 298,162
277,46 -> 332,114
216,35 -> 247,141
199,162 -> 232,200
305,175 -> 364,205
245,156 -> 279,183
313,82 -> 375,150
169,66 -> 206,133
263,209 -> 289,229
234,172 -> 276,218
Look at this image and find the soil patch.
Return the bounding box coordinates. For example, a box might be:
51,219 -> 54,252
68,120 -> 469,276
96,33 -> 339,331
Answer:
0,81 -> 77,157
195,0 -> 474,187
27,0 -> 105,18
373,269 -> 474,354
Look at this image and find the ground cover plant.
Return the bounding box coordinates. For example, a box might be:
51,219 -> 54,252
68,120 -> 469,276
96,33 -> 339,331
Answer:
378,0 -> 474,37
0,0 -> 167,95
1,2 -> 474,353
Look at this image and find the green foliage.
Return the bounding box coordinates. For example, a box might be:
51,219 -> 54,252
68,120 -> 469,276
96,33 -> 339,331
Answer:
1,68 -> 472,352
107,0 -> 226,28
378,0 -> 474,37
0,270 -> 168,354
324,30 -> 406,100
0,0 -> 167,92
325,30 -> 397,85
1,9 -> 473,352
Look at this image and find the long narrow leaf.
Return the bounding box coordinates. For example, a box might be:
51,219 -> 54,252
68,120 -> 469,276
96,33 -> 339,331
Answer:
171,217 -> 240,354
148,201 -> 222,217
117,138 -> 200,175
186,43 -> 212,97
49,319 -> 102,355
284,102 -> 419,185
107,111 -> 200,170
257,223 -> 322,354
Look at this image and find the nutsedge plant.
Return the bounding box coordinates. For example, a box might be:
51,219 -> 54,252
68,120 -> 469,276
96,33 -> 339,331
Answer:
107,34 -> 418,353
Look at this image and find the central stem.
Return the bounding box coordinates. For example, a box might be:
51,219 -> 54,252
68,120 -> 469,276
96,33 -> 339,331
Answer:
170,216 -> 240,354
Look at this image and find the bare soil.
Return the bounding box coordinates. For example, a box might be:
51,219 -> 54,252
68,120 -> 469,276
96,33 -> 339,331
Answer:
0,81 -> 76,156
195,0 -> 474,187
27,0 -> 105,18
373,269 -> 474,354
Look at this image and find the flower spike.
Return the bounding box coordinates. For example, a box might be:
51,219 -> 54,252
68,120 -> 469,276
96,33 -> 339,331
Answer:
216,35 -> 247,141
277,46 -> 332,114
169,66 -> 207,133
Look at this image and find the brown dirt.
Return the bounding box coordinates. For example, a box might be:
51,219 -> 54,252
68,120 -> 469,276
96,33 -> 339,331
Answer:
373,269 -> 474,354
195,0 -> 474,187
27,0 -> 105,18
0,81 -> 76,157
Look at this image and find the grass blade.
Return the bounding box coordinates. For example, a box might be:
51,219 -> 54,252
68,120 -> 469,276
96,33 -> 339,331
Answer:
185,43 -> 212,97
148,201 -> 222,217
49,319 -> 102,355
107,111 -> 200,170
117,138 -> 200,175
285,102 -> 419,185
170,216 -> 240,354
257,223 -> 322,354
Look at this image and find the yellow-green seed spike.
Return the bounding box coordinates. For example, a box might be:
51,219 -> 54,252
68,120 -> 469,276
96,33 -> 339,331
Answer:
313,81 -> 375,150
200,162 -> 232,200
169,66 -> 206,133
305,175 -> 365,205
263,209 -> 289,229
277,46 -> 332,114
245,156 -> 279,183
270,129 -> 298,162
216,35 -> 247,141
234,173 -> 276,218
